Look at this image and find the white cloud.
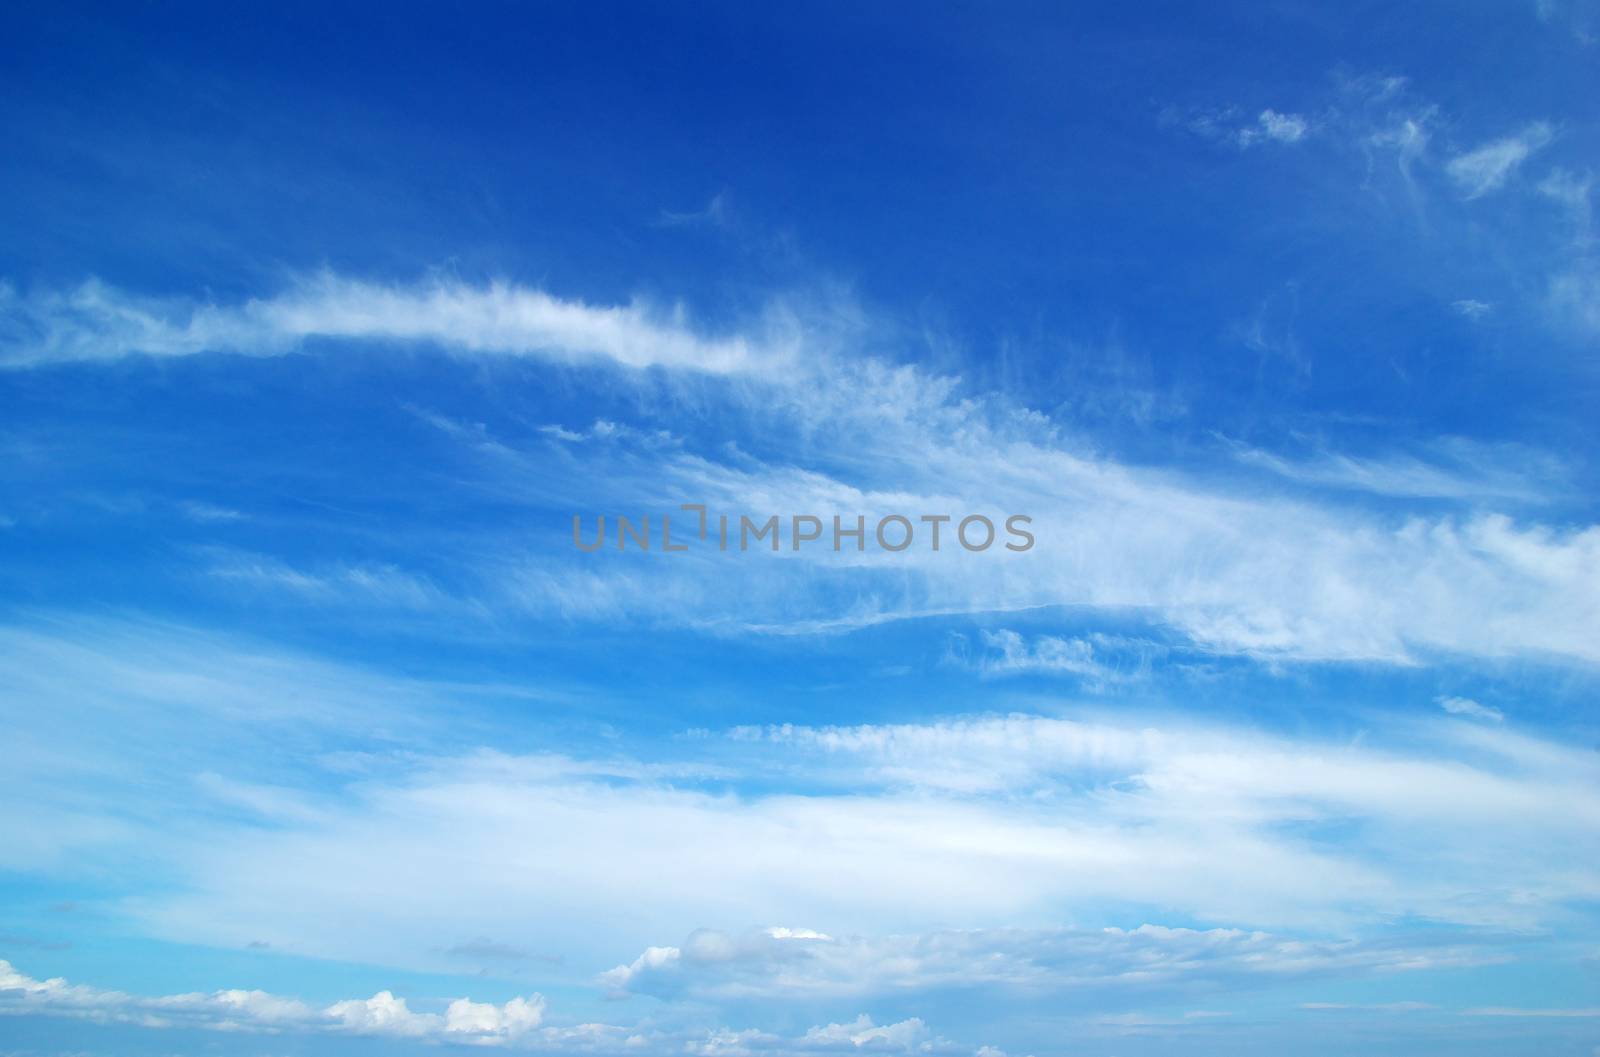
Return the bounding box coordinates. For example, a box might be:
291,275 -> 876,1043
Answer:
1175,106 -> 1308,148
482,395 -> 1600,665
446,995 -> 548,1037
179,500 -> 247,522
201,549 -> 459,612
1238,109 -> 1309,147
462,351 -> 1598,665
1538,168 -> 1594,241
803,1015 -> 929,1050
1549,264 -> 1600,334
966,629 -> 1132,686
656,191 -> 732,229
1225,435 -> 1567,503
0,274 -> 791,373
325,990 -> 438,1037
1436,695 -> 1504,722
1445,122 -> 1554,198
601,923 -> 1503,1003
3,621 -> 1597,1020
683,1017 -> 973,1057
1451,298 -> 1493,320
1367,111 -> 1433,188
6,273 -> 1598,668
0,958 -> 547,1044
114,708 -> 1600,972
1,958 -> 995,1056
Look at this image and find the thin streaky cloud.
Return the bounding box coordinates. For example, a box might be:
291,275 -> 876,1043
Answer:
0,274 -> 793,373
1445,122 -> 1555,198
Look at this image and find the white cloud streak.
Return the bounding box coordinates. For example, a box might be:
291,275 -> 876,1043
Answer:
4,272 -> 1598,672
2,619 -> 1596,1025
1436,696 -> 1504,723
0,274 -> 790,373
120,709 -> 1600,972
1445,122 -> 1554,198
601,924 -> 1503,1002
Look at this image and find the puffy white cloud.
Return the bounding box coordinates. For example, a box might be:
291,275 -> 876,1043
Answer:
1,958 -> 998,1056
0,958 -> 545,1043
325,990 -> 437,1037
600,945 -> 683,994
446,994 -> 547,1037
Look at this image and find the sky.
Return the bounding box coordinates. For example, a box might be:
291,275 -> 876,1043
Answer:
1,2 -> 1599,1055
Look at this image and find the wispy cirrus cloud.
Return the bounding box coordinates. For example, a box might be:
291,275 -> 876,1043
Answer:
1445,122 -> 1555,198
1236,109 -> 1310,147
1223,435 -> 1569,503
0,274 -> 794,373
110,705 -> 1600,975
949,629 -> 1146,688
4,272 -> 1599,674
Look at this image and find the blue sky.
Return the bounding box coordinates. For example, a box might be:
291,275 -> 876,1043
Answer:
2,2 -> 1599,1055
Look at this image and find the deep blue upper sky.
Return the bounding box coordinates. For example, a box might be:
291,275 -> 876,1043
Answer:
5,2 -> 1597,452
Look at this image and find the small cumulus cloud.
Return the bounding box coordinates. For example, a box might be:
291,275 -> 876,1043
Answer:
0,958 -> 547,1044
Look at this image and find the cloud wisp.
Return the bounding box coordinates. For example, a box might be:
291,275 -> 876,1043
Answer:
4,271 -> 1599,675
0,274 -> 791,373
1445,122 -> 1555,198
